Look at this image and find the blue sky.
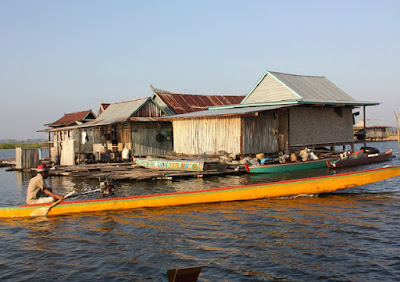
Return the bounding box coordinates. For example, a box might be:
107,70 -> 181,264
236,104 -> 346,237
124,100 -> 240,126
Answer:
1,0 -> 399,139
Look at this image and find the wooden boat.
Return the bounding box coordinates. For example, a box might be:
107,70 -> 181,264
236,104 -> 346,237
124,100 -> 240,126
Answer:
327,150 -> 393,169
1,165 -> 399,219
245,158 -> 336,174
134,158 -> 219,171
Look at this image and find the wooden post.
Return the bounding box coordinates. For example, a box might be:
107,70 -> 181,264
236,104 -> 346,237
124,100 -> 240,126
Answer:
78,128 -> 81,165
396,110 -> 399,145
56,132 -> 60,165
363,105 -> 367,149
48,133 -> 51,162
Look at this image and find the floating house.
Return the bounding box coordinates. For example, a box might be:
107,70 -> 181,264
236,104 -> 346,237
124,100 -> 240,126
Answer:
41,110 -> 96,164
40,89 -> 244,165
354,119 -> 390,141
167,71 -> 378,155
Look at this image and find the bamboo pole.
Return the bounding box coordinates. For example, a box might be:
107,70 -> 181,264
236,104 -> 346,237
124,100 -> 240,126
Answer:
395,109 -> 400,150
363,105 -> 367,149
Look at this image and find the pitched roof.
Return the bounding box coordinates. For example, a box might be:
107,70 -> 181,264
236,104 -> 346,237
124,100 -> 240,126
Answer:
83,97 -> 150,126
45,110 -> 96,127
241,71 -> 379,106
152,88 -> 245,115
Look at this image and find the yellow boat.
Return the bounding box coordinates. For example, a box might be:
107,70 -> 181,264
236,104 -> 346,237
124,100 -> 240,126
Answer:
1,165 -> 399,218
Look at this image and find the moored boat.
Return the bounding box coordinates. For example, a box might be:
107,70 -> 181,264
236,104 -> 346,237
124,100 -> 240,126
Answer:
245,158 -> 336,174
327,150 -> 393,169
134,158 -> 219,171
1,165 -> 400,219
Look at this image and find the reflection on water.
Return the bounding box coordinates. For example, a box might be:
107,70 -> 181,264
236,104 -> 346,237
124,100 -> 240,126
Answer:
0,141 -> 400,280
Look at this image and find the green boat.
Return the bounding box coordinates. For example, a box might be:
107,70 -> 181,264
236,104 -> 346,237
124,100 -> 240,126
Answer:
245,158 -> 336,174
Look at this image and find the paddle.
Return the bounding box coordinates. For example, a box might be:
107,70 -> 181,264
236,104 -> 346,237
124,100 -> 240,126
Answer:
30,190 -> 76,217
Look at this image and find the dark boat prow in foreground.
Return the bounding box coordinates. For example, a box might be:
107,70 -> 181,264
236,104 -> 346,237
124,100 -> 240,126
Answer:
1,165 -> 400,218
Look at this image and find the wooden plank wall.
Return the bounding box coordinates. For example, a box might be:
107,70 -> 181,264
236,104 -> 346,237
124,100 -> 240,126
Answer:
60,137 -> 75,165
243,74 -> 295,104
289,106 -> 354,147
15,148 -> 39,170
241,111 -> 279,154
131,124 -> 173,156
173,117 -> 241,155
75,128 -> 94,154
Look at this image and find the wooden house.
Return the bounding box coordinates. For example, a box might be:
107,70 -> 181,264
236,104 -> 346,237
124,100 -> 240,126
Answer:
354,120 -> 390,141
40,110 -> 96,164
40,89 -> 244,165
168,71 -> 378,155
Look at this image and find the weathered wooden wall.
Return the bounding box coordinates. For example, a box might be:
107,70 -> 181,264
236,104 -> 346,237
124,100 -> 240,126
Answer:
241,111 -> 279,154
132,99 -> 165,117
93,125 -> 130,154
173,117 -> 241,155
15,148 -> 39,170
60,137 -> 75,166
131,123 -> 173,156
289,106 -> 354,147
92,123 -> 173,157
75,128 -> 94,154
278,108 -> 289,152
243,74 -> 295,104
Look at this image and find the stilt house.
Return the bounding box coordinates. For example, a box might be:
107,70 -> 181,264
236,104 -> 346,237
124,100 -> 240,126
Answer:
40,110 -> 96,164
40,89 -> 244,165
354,119 -> 390,141
167,71 -> 378,155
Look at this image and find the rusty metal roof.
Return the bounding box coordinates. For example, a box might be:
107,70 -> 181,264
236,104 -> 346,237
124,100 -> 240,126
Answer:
153,89 -> 245,114
45,110 -> 96,127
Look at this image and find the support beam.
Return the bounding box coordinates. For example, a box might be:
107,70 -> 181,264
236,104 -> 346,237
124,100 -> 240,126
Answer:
395,109 -> 400,150
363,105 -> 367,149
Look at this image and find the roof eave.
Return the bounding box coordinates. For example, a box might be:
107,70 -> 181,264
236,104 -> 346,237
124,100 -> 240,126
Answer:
299,101 -> 380,106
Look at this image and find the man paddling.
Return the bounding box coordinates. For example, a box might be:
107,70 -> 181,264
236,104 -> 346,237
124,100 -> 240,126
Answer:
26,164 -> 65,205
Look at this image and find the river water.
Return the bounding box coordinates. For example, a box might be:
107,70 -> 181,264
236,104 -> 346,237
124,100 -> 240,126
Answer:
0,142 -> 400,281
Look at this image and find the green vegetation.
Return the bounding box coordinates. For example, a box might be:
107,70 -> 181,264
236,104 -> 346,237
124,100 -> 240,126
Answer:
0,142 -> 47,149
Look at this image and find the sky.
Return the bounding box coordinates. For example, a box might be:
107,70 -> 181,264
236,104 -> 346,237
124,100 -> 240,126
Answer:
1,0 -> 399,140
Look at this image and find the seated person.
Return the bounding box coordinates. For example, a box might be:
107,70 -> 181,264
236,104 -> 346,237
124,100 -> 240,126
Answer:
26,164 -> 65,205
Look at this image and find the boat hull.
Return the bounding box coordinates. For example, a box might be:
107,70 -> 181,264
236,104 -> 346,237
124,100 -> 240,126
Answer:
245,158 -> 335,173
327,150 -> 392,168
1,165 -> 400,218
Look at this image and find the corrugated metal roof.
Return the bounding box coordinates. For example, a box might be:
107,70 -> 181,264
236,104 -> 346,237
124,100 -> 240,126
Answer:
45,110 -> 96,127
154,90 -> 245,114
38,116 -> 167,132
270,71 -> 356,103
165,104 -> 297,119
242,71 -> 379,106
87,97 -> 149,126
127,117 -> 166,122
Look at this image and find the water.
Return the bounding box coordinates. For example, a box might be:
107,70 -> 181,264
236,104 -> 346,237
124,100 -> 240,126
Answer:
0,148 -> 49,160
0,142 -> 400,281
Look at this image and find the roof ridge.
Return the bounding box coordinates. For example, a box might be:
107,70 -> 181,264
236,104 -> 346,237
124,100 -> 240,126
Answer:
110,97 -> 148,105
269,70 -> 325,78
156,91 -> 244,97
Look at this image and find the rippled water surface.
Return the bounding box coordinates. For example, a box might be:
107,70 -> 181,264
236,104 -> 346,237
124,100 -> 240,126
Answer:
1,142 -> 400,281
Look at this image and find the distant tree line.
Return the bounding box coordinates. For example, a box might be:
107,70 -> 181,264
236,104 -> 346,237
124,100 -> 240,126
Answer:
0,139 -> 47,149
0,139 -> 46,144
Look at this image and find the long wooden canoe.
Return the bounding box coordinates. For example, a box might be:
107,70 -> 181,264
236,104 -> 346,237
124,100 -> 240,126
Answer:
245,158 -> 336,173
1,165 -> 400,218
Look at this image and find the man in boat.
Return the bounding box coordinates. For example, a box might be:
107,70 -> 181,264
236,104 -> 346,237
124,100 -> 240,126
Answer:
26,164 -> 65,205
